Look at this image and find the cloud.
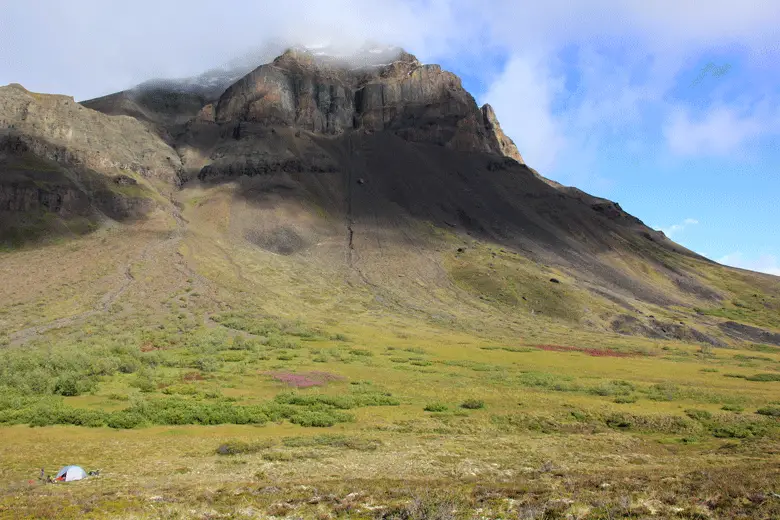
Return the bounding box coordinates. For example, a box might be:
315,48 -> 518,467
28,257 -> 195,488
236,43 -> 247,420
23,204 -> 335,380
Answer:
482,53 -> 567,172
656,218 -> 699,238
663,104 -> 775,156
2,0 -> 779,172
0,0 -> 467,99
717,253 -> 780,276
472,1 -> 780,179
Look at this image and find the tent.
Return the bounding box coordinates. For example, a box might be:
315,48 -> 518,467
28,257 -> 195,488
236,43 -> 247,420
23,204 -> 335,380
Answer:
55,466 -> 87,482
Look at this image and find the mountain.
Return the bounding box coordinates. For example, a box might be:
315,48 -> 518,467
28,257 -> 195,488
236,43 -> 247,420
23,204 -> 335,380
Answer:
3,44 -> 780,519
2,46 -> 779,348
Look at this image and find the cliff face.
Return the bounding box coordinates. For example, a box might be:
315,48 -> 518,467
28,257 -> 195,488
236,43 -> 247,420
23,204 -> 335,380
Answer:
1,83 -> 182,186
212,49 -> 512,157
481,103 -> 524,164
0,84 -> 177,246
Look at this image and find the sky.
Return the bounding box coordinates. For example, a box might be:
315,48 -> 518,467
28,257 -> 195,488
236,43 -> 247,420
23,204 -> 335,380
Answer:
1,0 -> 778,275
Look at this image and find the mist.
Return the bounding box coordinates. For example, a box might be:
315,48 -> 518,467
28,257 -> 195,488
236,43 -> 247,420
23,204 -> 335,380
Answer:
2,1 -> 777,102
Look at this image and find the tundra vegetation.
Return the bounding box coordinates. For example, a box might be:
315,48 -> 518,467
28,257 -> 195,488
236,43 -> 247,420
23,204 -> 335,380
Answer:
0,208 -> 778,519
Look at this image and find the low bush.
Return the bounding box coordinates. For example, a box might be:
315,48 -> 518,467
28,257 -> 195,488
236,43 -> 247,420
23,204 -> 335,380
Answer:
161,384 -> 199,396
282,434 -> 381,451
289,409 -> 353,427
590,380 -> 635,397
721,404 -> 744,412
756,406 -> 780,417
0,394 -> 359,429
745,373 -> 780,382
274,391 -> 400,409
646,382 -> 679,401
685,409 -> 713,421
424,403 -> 448,412
461,399 -> 485,410
604,412 -> 696,434
216,440 -> 274,456
349,348 -> 373,357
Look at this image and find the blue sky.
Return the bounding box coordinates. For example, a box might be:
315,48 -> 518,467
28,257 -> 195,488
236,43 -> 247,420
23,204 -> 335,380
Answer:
1,0 -> 778,274
470,43 -> 780,275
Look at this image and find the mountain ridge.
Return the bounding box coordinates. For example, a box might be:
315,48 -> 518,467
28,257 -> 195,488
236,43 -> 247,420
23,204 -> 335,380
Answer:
1,45 -> 778,350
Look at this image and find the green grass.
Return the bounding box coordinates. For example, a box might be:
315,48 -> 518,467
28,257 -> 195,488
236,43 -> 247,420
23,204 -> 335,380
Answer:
0,186 -> 779,518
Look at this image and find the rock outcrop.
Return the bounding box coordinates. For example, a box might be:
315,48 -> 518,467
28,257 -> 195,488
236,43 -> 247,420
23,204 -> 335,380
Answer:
213,48 -> 513,157
0,84 -> 178,245
1,83 -> 182,186
481,103 -> 524,164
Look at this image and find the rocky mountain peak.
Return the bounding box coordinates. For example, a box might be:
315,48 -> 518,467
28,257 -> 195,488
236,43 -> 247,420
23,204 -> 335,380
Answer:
212,46 -> 517,160
481,103 -> 524,164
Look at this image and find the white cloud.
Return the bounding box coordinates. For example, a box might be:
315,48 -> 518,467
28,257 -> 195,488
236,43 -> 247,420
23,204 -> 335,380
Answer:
663,104 -> 774,156
717,253 -> 780,276
2,1 -> 779,98
656,218 -> 699,238
472,1 -> 780,178
483,54 -> 567,173
2,0 -> 779,175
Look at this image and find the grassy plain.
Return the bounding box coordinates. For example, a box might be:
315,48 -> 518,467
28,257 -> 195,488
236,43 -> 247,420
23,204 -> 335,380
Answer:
0,186 -> 778,519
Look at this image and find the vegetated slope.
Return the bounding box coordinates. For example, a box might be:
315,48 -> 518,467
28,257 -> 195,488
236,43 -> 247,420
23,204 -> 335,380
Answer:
2,47 -> 779,346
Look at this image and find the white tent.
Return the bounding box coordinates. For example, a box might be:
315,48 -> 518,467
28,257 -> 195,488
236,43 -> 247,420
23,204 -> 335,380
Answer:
55,465 -> 87,482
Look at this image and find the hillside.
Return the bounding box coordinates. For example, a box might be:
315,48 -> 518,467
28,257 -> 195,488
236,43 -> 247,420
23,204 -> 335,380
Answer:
0,47 -> 779,519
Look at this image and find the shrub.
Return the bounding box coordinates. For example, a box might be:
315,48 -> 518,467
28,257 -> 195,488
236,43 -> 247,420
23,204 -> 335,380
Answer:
591,380 -> 635,397
685,409 -> 713,421
274,391 -> 400,409
290,410 -> 353,427
711,425 -> 757,438
106,411 -> 145,429
756,406 -> 780,417
220,351 -> 248,362
282,434 -> 381,451
162,384 -> 199,396
216,440 -> 274,455
193,357 -> 221,373
53,373 -> 92,397
745,373 -> 780,382
614,395 -> 638,404
604,412 -> 695,434
646,382 -> 679,401
721,404 -> 744,412
461,399 -> 485,410
424,403 -> 448,412
349,348 -> 373,357
130,372 -> 157,393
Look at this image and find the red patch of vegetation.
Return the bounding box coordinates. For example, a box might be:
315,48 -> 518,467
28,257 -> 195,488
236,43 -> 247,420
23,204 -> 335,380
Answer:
534,344 -> 633,357
182,371 -> 205,382
264,371 -> 343,388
